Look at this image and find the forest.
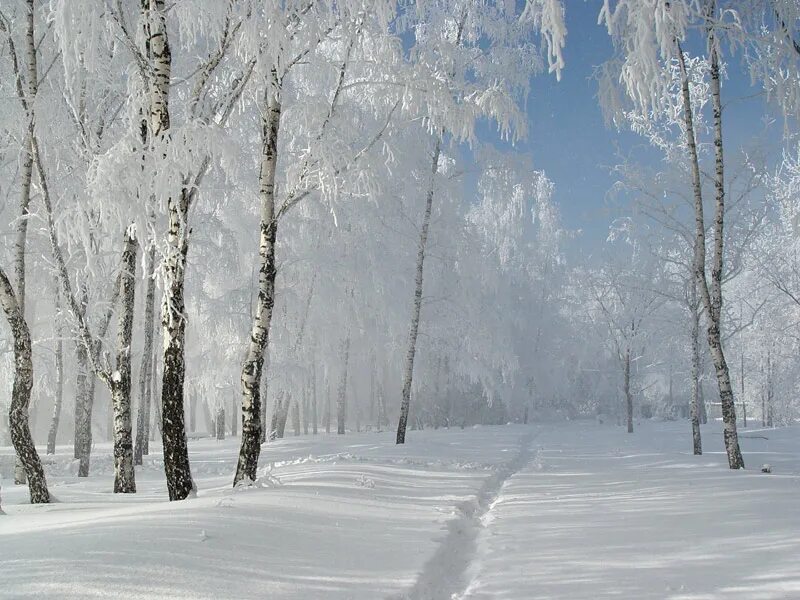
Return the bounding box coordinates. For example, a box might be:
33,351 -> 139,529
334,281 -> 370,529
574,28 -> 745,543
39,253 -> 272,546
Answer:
2,1 -> 800,598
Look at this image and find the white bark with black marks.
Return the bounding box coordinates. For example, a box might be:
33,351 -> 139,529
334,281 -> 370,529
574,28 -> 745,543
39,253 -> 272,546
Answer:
110,232 -> 137,493
146,0 -> 195,500
0,264 -> 49,503
689,280 -> 703,455
677,27 -> 743,468
397,136 -> 441,444
234,85 -> 281,486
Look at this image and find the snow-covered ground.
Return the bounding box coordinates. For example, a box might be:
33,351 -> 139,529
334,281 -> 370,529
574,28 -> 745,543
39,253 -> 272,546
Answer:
2,421 -> 799,599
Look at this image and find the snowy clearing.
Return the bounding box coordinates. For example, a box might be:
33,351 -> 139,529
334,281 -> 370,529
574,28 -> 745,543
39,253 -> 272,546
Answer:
3,421 -> 799,599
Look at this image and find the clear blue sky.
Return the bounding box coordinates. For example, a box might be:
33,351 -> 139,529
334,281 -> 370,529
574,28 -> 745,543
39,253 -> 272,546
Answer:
510,1 -> 782,254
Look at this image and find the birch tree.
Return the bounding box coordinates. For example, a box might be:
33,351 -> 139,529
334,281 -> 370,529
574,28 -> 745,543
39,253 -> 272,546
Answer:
600,0 -> 745,468
395,0 -> 567,443
0,264 -> 48,503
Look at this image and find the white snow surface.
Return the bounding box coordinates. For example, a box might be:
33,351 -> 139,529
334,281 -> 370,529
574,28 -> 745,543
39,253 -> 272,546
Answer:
2,421 -> 799,599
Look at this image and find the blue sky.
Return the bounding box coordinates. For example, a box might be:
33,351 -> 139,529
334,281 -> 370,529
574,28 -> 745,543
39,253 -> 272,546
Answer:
512,1 -> 783,254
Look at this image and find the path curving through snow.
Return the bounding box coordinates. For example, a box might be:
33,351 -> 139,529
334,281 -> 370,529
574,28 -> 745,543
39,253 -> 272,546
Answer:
397,428 -> 539,600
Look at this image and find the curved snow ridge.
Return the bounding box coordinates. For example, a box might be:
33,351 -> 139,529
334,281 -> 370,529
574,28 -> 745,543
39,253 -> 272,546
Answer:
393,429 -> 538,600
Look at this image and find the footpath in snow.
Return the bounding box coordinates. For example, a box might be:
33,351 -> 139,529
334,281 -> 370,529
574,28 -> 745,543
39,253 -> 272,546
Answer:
456,421 -> 800,600
0,425 -> 531,599
3,421 -> 800,599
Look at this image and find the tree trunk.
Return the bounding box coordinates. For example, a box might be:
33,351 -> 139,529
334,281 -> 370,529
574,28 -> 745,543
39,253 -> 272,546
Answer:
234,87 -> 281,486
134,254 -> 155,466
302,386 -> 309,435
337,335 -> 350,435
110,233 -> 137,493
292,399 -> 300,437
230,394 -> 237,437
11,0 -> 38,487
624,345 -> 633,433
766,349 -> 774,427
698,371 -> 708,425
705,20 -> 744,468
740,351 -> 747,428
0,265 -> 49,503
690,283 -> 702,455
73,286 -> 98,478
325,375 -> 331,434
215,404 -> 225,440
144,0 -> 194,500
311,361 -> 318,435
397,136 -> 441,444
46,284 -> 64,455
276,394 -> 289,439
268,393 -> 279,442
260,370 -> 269,443
150,343 -> 160,442
677,36 -> 743,469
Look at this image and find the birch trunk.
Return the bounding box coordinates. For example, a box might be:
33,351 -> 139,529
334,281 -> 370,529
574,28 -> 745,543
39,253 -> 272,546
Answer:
147,0 -> 195,499
13,0 -> 37,320
766,349 -> 774,427
311,361 -> 318,435
135,246 -> 156,465
12,0 -> 38,487
260,361 -> 268,443
0,265 -> 49,503
706,18 -> 744,468
215,404 -> 225,440
624,345 -> 633,433
230,394 -> 237,436
292,399 -> 300,437
677,36 -> 743,469
269,393 -> 280,441
698,365 -> 708,425
337,335 -> 350,435
150,342 -> 161,441
690,282 -> 703,455
233,87 -> 281,486
302,386 -> 309,435
276,394 -> 289,439
73,333 -> 96,477
46,284 -> 64,455
741,352 -> 747,428
397,136 -> 441,444
110,233 -> 137,493
325,375 -> 331,434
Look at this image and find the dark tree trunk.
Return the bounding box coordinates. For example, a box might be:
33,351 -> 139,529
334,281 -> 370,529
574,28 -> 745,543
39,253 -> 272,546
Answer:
46,284 -> 64,455
215,404 -> 225,440
134,279 -> 155,462
337,336 -> 350,435
624,346 -> 633,433
311,361 -> 318,435
0,265 -> 49,503
398,137 -> 441,444
325,375 -> 331,434
276,394 -> 289,439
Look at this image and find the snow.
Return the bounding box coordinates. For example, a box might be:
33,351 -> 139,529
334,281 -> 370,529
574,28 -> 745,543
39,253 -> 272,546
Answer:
2,421 -> 800,599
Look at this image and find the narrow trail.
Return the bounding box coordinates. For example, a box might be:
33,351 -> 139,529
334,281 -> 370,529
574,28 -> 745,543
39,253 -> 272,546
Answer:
397,428 -> 538,600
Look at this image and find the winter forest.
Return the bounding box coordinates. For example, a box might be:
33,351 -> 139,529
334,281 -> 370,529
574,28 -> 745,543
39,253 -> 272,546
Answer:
2,0 -> 800,598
